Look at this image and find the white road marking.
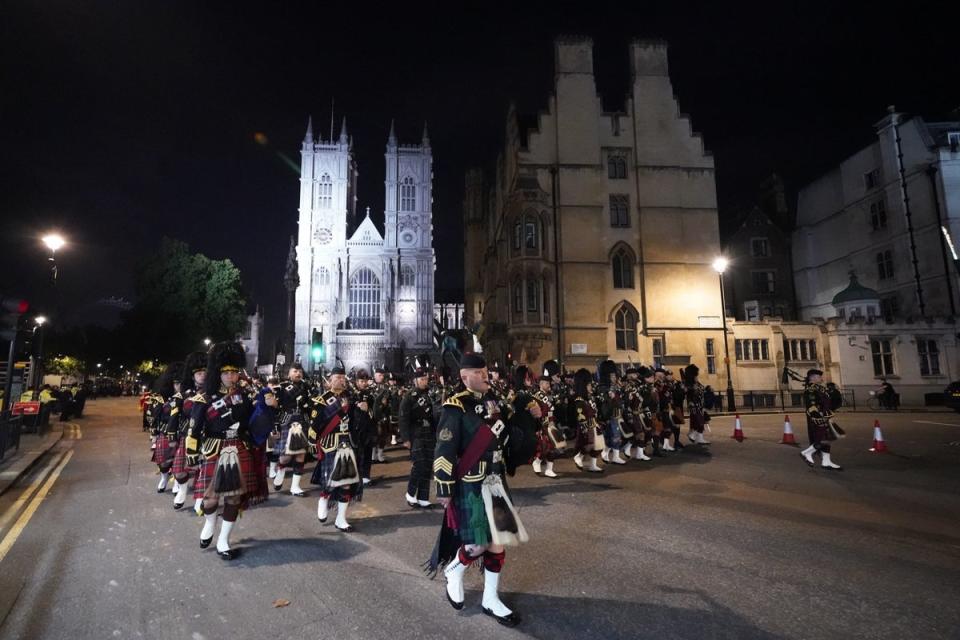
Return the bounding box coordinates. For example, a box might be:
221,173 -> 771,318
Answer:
913,420 -> 960,427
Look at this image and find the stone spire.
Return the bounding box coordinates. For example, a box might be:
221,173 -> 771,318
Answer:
387,119 -> 397,148
422,121 -> 430,147
303,116 -> 313,144
284,236 -> 299,289
339,116 -> 348,144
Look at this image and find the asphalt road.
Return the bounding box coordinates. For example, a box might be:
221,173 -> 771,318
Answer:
0,399 -> 958,640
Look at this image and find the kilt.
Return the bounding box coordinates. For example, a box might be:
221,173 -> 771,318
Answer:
689,409 -> 706,434
603,419 -> 623,449
150,434 -> 177,466
194,438 -> 266,509
273,413 -> 306,457
310,445 -> 363,503
171,440 -> 198,477
576,424 -> 602,452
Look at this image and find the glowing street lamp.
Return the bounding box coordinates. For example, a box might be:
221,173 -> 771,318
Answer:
42,233 -> 66,283
34,316 -> 47,327
713,256 -> 735,412
203,337 -> 212,347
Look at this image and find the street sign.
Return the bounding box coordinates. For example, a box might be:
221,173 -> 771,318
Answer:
12,401 -> 40,415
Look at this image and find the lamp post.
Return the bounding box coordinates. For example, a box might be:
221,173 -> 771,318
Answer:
32,316 -> 47,396
203,337 -> 211,348
42,234 -> 65,284
713,257 -> 736,412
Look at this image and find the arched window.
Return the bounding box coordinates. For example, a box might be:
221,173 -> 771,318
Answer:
349,268 -> 381,329
400,265 -> 416,299
400,176 -> 416,212
608,155 -> 627,179
524,216 -> 538,250
612,247 -> 634,289
318,174 -> 332,209
526,279 -> 539,312
513,220 -> 522,251
614,304 -> 638,351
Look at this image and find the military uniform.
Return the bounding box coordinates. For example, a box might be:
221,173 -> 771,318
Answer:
400,367 -> 438,507
800,369 -> 843,469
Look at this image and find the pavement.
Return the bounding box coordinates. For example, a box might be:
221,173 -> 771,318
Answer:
0,421 -> 64,497
0,398 -> 958,640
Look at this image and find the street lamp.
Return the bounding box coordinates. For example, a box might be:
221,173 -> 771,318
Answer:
203,337 -> 211,347
713,257 -> 736,412
32,316 -> 48,395
42,233 -> 66,283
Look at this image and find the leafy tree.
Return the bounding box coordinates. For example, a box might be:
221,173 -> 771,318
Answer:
136,359 -> 164,377
46,355 -> 86,376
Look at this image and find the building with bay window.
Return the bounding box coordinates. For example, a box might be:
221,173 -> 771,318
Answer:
463,37 -> 725,379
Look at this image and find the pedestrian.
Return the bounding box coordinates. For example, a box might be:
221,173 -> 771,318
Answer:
800,369 -> 843,470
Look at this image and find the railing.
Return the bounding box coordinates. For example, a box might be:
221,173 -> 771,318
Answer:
705,389 -> 859,413
0,414 -> 23,461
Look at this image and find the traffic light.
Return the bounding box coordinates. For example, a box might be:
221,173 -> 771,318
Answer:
0,297 -> 29,341
311,329 -> 324,362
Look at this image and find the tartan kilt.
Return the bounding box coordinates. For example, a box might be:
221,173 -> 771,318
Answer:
310,445 -> 363,503
171,440 -> 197,477
689,409 -> 706,433
194,439 -> 266,510
272,413 -> 305,457
150,434 -> 177,466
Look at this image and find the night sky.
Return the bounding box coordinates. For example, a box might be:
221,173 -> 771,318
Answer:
2,1 -> 957,348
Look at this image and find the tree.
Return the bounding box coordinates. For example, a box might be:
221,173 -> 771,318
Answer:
127,238 -> 248,360
46,355 -> 86,377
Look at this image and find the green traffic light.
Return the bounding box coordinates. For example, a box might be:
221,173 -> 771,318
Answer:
312,346 -> 323,361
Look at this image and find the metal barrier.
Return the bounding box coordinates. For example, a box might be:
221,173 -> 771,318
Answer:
707,389 -> 858,413
0,415 -> 23,460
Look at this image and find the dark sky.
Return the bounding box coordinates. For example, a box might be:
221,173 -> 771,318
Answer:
2,1 -> 957,346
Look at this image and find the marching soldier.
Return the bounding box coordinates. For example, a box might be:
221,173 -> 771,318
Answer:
572,368 -> 604,473
399,357 -> 437,508
187,342 -> 267,560
429,353 -> 527,627
801,368 -> 843,470
150,361 -> 183,494
683,365 -> 710,445
309,362 -> 364,532
271,362 -> 312,496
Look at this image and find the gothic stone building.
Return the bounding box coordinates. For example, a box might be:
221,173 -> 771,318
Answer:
464,37 -> 725,378
294,118 -> 436,373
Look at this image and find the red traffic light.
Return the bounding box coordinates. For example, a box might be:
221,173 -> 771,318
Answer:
17,300 -> 28,313
1,298 -> 29,314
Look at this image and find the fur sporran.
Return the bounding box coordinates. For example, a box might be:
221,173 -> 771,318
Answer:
285,422 -> 309,455
481,475 -> 528,547
209,446 -> 246,498
328,445 -> 359,488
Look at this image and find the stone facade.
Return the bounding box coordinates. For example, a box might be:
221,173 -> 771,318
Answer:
794,110 -> 960,321
464,37 -> 725,381
293,118 -> 435,373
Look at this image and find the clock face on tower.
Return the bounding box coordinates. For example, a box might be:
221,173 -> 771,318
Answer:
314,228 -> 332,245
400,230 -> 415,247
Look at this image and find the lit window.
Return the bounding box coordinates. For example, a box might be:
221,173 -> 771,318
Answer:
318,174 -> 333,209
348,268 -> 381,330
401,177 -> 416,212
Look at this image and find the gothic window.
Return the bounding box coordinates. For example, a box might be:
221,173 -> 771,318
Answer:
401,176 -> 416,212
513,220 -> 522,251
527,279 -> 539,312
607,155 -> 627,179
524,219 -> 537,249
612,246 -> 634,289
513,280 -> 523,316
609,194 -> 630,227
614,304 -> 638,351
400,265 -> 416,299
877,250 -> 895,280
349,268 -> 381,330
319,174 -> 332,209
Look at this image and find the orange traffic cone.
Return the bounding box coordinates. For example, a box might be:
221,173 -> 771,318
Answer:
780,415 -> 798,445
869,420 -> 888,452
731,414 -> 745,442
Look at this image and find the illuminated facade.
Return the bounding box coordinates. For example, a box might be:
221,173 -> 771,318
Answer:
293,118 -> 435,372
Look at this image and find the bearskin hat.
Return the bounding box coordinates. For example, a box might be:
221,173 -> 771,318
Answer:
330,358 -> 346,375
288,361 -> 304,373
542,359 -> 561,379
683,364 -> 700,384
573,368 -> 593,398
513,365 -> 532,389
412,354 -> 430,378
180,351 -> 208,391
598,359 -> 618,381
637,365 -> 654,380
205,341 -> 246,393
154,361 -> 184,399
